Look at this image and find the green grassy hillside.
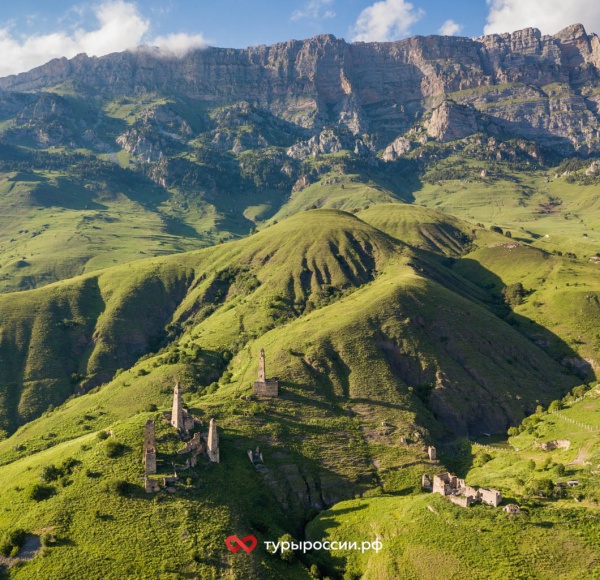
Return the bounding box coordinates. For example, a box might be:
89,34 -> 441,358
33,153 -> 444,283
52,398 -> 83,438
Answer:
306,385 -> 600,579
0,202 -> 596,578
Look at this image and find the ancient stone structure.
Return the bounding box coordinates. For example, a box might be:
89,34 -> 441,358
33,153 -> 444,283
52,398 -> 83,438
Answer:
433,473 -> 463,495
253,349 -> 279,397
538,439 -> 571,451
144,476 -> 160,493
503,504 -> 521,514
207,418 -> 220,463
421,474 -> 432,490
169,382 -> 195,433
449,494 -> 477,508
428,471 -> 502,508
143,420 -> 157,475
427,446 -> 437,461
479,488 -> 502,507
247,447 -> 264,465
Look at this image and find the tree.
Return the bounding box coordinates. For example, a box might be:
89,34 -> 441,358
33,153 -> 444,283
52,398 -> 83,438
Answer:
526,478 -> 554,497
548,400 -> 562,412
527,459 -> 536,471
502,282 -> 527,306
276,533 -> 295,563
556,463 -> 566,477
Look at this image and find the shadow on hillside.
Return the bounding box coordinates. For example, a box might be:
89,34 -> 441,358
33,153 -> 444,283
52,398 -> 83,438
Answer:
453,257 -> 594,381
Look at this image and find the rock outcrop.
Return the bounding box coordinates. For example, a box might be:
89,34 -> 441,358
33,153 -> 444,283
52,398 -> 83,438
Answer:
0,24 -> 600,153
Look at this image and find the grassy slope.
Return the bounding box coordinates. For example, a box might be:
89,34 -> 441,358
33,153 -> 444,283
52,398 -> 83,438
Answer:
307,388 -> 600,579
0,208 -> 591,577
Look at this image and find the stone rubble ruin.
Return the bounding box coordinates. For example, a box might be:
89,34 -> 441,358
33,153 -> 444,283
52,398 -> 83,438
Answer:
247,446 -> 264,465
423,471 -> 503,508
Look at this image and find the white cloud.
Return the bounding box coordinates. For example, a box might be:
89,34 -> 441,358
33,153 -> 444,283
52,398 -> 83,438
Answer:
438,19 -> 463,36
291,0 -> 336,22
150,33 -> 209,57
484,0 -> 600,36
351,0 -> 424,42
0,1 -> 208,77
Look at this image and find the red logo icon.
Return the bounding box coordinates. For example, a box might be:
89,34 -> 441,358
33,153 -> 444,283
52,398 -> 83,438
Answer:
225,535 -> 258,554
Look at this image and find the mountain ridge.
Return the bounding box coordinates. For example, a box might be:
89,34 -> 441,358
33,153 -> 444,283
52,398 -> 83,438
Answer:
1,24 -> 600,153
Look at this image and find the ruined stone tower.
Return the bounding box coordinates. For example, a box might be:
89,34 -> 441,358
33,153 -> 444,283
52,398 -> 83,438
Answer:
207,418 -> 220,463
143,419 -> 157,474
253,349 -> 279,397
171,381 -> 184,431
257,348 -> 266,382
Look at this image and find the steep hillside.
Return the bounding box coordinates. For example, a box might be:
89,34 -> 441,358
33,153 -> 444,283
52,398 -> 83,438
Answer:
0,208 -> 585,437
307,385 -> 600,579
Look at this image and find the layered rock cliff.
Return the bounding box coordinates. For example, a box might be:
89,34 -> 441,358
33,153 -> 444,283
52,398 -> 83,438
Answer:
0,24 -> 600,153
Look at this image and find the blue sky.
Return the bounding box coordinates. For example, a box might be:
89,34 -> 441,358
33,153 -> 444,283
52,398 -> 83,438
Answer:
0,0 -> 598,76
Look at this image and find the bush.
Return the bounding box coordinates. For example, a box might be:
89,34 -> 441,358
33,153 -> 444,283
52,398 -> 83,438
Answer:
40,464 -> 62,483
41,533 -> 53,547
548,400 -> 563,412
276,533 -> 295,563
97,431 -> 110,440
526,478 -> 554,497
28,483 -> 55,501
105,440 -> 126,458
474,452 -> 492,467
502,282 -> 527,306
0,529 -> 27,556
108,479 -> 133,497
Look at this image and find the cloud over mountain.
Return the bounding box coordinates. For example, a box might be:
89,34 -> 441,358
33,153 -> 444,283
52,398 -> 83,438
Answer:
351,0 -> 424,42
484,0 -> 600,35
0,1 -> 208,77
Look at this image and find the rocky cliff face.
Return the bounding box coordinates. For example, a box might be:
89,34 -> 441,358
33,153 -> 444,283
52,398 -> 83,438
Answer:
1,24 -> 600,153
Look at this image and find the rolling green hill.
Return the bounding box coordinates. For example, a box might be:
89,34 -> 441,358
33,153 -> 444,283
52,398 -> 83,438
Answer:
0,205 -> 597,578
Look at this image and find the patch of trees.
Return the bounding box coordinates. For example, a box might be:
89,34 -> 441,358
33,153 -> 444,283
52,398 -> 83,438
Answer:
502,282 -> 529,306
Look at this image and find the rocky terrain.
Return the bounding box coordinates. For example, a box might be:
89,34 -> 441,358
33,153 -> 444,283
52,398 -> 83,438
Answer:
0,24 -> 600,154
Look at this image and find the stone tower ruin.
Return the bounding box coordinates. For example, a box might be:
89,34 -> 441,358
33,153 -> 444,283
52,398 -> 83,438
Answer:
169,381 -> 195,433
207,418 -> 220,463
253,349 -> 279,397
257,348 -> 266,382
143,419 -> 157,474
171,381 -> 184,431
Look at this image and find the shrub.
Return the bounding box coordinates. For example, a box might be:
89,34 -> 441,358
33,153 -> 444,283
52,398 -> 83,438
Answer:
97,431 -> 110,440
275,533 -> 295,563
502,282 -> 527,306
41,533 -> 53,547
474,452 -> 492,467
548,400 -> 563,412
108,479 -> 133,497
105,440 -> 126,458
28,483 -> 55,501
40,464 -> 62,483
526,478 -> 554,497
0,529 -> 27,556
